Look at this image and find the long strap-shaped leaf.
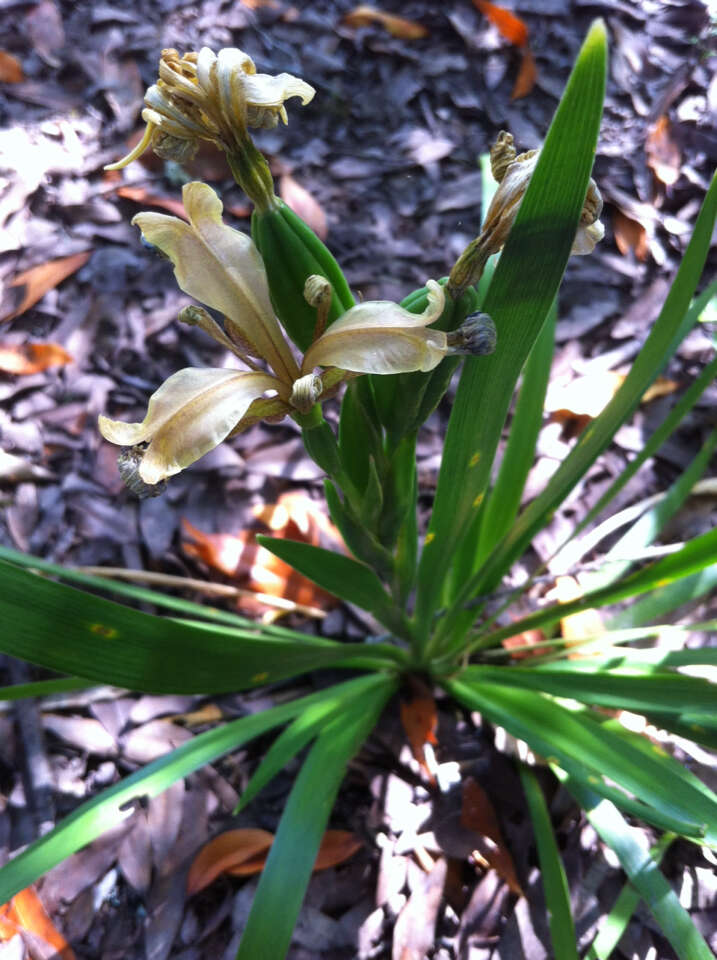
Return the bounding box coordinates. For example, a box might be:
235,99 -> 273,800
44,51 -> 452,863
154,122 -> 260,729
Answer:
563,776 -> 714,960
0,559 -> 405,694
256,535 -> 411,640
445,677 -> 717,843
235,675 -> 396,960
446,172 -> 717,646
414,21 -> 607,651
467,524 -> 717,653
461,664 -> 717,716
0,679 -> 372,903
520,767 -> 579,960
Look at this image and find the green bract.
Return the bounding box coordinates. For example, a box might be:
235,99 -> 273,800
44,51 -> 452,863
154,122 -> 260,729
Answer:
2,21 -> 716,960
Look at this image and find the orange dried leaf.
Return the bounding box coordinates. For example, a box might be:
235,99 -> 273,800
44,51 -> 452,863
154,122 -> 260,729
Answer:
400,693 -> 438,778
1,888 -> 76,960
252,491 -> 344,550
280,174 -> 328,241
2,251 -> 91,323
613,209 -> 649,261
546,371 -> 625,421
342,5 -> 428,39
461,778 -> 523,895
501,626 -> 545,659
181,516 -> 337,612
0,342 -> 72,374
0,51 -> 24,83
187,828 -> 274,894
313,830 -> 363,871
646,115 -> 680,187
116,186 -> 189,220
473,0 -> 529,47
511,46 -> 536,99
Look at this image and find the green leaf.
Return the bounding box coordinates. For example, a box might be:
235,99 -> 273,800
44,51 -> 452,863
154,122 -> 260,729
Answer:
235,675 -> 396,960
0,559 -> 404,694
608,565 -> 717,629
462,664 -> 717,715
235,674 -> 387,813
255,535 -> 410,640
0,684 -> 351,903
416,21 -> 607,649
0,677 -> 93,702
580,427 -> 717,592
454,172 -> 717,637
0,543 -> 273,633
445,677 -> 717,842
563,775 -> 714,960
520,767 -> 579,960
475,298 -> 557,567
470,525 -> 717,652
586,832 -> 674,960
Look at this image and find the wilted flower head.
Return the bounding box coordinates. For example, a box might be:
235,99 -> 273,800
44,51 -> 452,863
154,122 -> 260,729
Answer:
99,182 -> 495,489
107,46 -> 315,172
448,130 -> 604,297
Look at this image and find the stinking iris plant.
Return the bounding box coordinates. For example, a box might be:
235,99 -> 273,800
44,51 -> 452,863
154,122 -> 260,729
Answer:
99,45 -> 603,494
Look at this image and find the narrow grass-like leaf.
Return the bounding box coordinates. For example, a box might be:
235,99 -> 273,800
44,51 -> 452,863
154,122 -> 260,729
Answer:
563,776 -> 714,960
462,664 -> 717,715
581,428 -> 717,592
415,21 -> 607,649
235,675 -> 396,960
586,832 -> 674,960
476,299 -> 557,566
255,535 -> 410,639
565,284 -> 717,546
445,678 -> 717,841
0,677 -> 93,702
608,565 -> 717,629
0,684 -> 352,903
469,525 -> 717,652
520,766 -> 579,960
234,674 -> 387,813
0,543 -> 295,635
0,560 -> 403,694
452,173 -> 717,638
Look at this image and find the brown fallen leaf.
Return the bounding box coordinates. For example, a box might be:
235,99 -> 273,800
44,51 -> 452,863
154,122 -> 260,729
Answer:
613,208 -> 649,261
0,51 -> 23,83
400,691 -> 438,780
188,828 -> 362,894
473,0 -> 529,47
280,174 -> 328,241
501,626 -> 545,659
342,5 -> 428,39
0,342 -> 72,374
511,46 -> 536,99
0,887 -> 77,960
392,857 -> 447,960
461,778 -> 523,895
116,185 -> 189,220
646,115 -> 681,187
182,507 -> 337,616
187,828 -> 275,894
2,251 -> 91,323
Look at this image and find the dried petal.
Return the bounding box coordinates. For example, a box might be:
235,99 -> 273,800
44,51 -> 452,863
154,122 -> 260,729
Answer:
99,368 -> 283,483
302,280 -> 450,375
133,182 -> 299,383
